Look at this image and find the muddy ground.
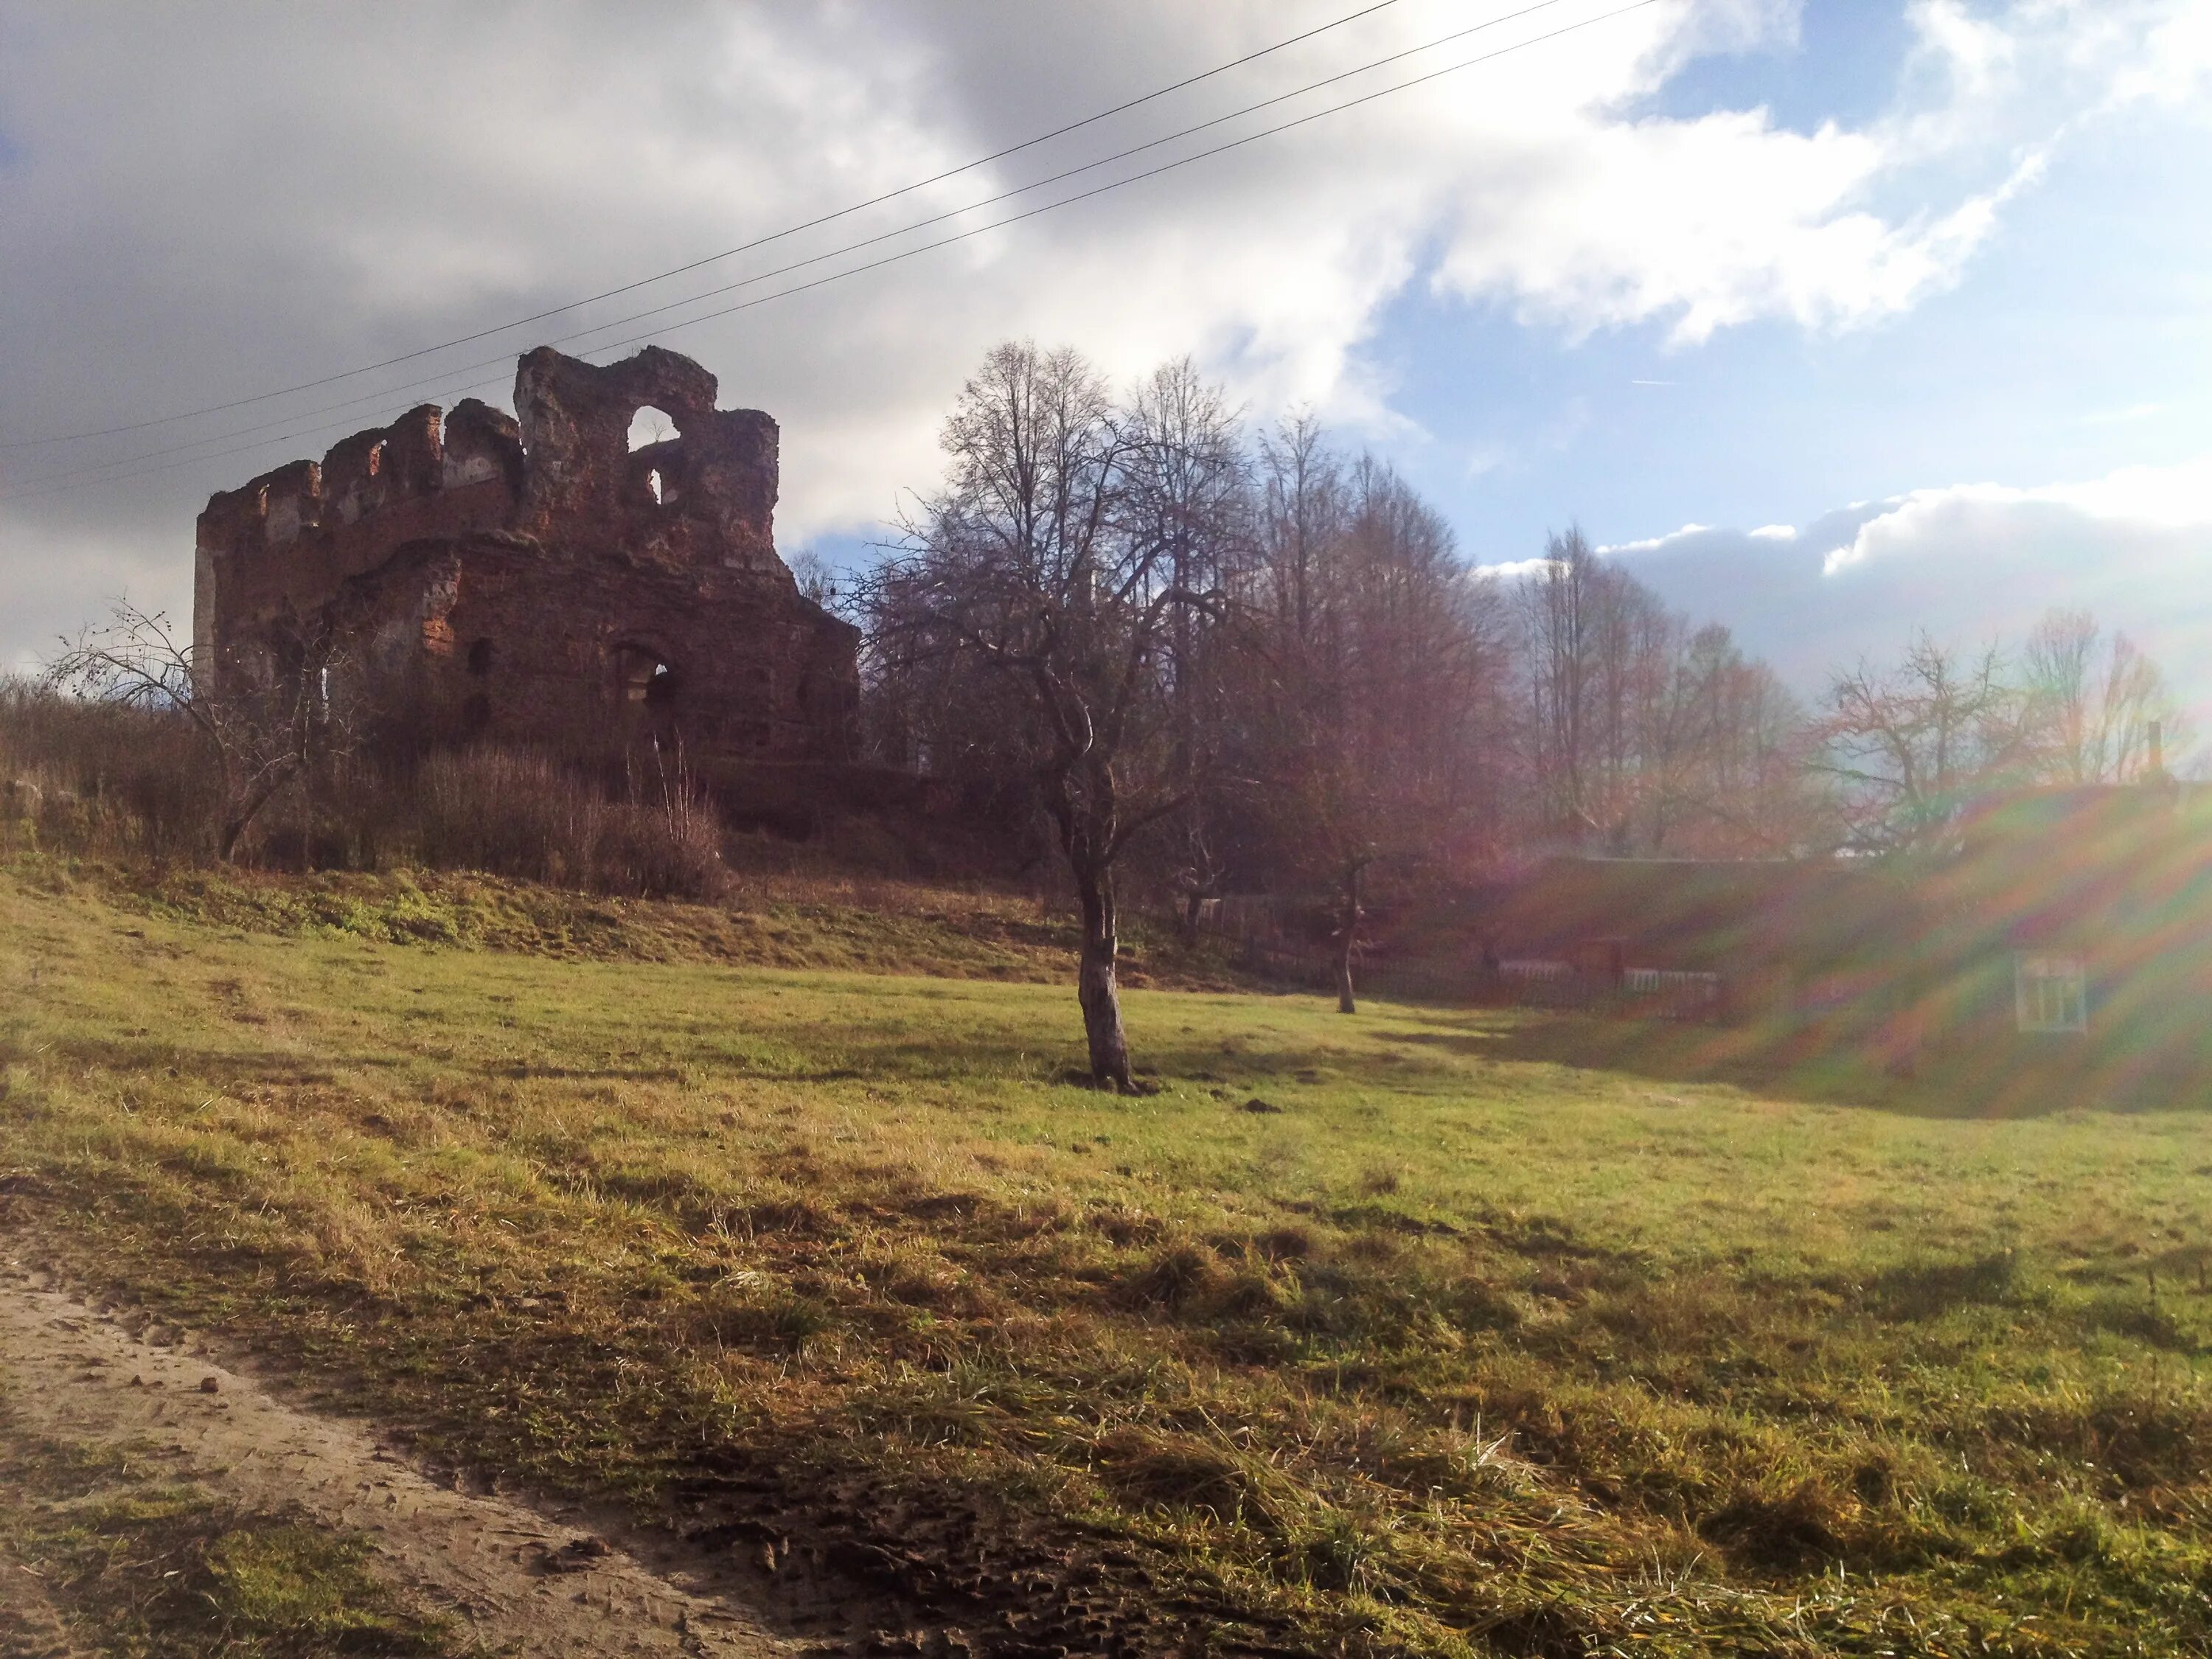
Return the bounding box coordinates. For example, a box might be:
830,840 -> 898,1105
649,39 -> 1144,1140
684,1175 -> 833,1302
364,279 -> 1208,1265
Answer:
0,1258 -> 807,1658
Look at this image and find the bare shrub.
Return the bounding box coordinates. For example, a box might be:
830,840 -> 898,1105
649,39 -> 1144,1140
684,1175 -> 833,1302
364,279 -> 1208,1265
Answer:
0,676 -> 218,859
411,745 -> 726,900
47,601 -> 359,861
414,748 -> 601,886
597,746 -> 726,900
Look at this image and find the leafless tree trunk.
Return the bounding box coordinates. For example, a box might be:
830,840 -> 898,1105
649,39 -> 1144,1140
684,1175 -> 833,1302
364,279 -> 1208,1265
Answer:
861,342 -> 1227,1091
1332,856 -> 1366,1015
1072,849 -> 1130,1085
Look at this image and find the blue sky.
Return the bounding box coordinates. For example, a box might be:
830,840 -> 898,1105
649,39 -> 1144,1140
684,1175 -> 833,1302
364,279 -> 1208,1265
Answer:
1370,88 -> 2212,567
3,0 -> 2208,723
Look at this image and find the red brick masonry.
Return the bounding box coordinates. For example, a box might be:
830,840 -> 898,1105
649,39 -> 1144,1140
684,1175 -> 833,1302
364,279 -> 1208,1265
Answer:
193,346 -> 858,762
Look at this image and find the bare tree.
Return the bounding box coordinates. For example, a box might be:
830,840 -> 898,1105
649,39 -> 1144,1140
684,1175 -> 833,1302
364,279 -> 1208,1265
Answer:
1638,622 -> 1820,855
861,343 -> 1224,1089
1814,632 -> 2027,852
46,599 -> 353,862
1240,447 -> 1506,1012
2020,607 -> 2180,784
1519,525 -> 1613,841
786,549 -> 843,610
1122,358 -> 1250,936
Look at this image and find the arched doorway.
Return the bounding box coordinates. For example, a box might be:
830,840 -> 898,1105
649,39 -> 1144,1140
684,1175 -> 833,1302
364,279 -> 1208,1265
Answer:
612,644 -> 682,748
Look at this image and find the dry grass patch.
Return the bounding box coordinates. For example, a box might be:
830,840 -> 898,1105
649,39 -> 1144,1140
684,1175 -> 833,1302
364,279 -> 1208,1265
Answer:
11,867 -> 2212,1653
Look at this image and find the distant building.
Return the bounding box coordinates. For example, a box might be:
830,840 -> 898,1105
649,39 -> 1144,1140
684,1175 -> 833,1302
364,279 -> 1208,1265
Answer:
1478,757 -> 2212,1091
1911,769 -> 2209,1056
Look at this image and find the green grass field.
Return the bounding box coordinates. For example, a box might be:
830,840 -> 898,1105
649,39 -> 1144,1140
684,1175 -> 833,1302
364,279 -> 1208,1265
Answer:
7,855 -> 2212,1655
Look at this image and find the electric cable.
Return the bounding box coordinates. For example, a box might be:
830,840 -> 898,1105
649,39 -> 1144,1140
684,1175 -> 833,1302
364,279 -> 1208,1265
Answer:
0,0 -> 1666,506
1,0 -> 1405,451
9,0 -> 1598,494
11,0 -> 1581,493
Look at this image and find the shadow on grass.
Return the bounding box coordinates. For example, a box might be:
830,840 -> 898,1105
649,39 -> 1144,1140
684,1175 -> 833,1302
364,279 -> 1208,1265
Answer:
46,1036 -> 400,1088
1378,1009 -> 2212,1121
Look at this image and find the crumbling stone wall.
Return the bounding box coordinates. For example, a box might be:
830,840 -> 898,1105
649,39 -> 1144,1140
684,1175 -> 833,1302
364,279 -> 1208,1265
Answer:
192,346 -> 857,764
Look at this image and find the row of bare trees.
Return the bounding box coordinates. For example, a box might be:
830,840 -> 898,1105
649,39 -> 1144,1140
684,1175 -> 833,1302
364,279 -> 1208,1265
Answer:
1815,609 -> 2179,852
858,341 -> 2187,1082
858,344 -> 1819,1077
1517,527 -> 1810,858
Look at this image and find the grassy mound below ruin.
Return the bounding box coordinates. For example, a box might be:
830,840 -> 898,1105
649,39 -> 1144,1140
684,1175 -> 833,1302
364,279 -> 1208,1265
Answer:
3,848 -> 1242,988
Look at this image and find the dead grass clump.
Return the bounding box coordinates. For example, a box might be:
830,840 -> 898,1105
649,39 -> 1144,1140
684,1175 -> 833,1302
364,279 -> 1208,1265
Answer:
1698,1476 -> 1854,1571
0,682 -> 216,860
1338,1228 -> 1405,1266
863,1247 -> 961,1309
1091,1427 -> 1279,1530
587,1164 -> 725,1228
414,747 -> 726,900
1983,1391 -> 2212,1491
1444,1273 -> 1523,1334
1119,1242 -> 1228,1311
1588,1273 -> 1739,1350
1253,1225 -> 1312,1264
700,1287 -> 838,1352
897,1192 -> 980,1222
1282,1507 -> 1402,1596
0,710 -> 733,900
1207,1270 -> 1291,1322
732,1197 -> 835,1238
1085,1206 -> 1163,1248
597,748 -> 726,900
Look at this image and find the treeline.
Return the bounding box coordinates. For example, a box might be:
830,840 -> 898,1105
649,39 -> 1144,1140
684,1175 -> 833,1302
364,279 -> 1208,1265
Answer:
860,344 -> 2185,885
852,341 -> 2182,1080
859,348 -> 1824,900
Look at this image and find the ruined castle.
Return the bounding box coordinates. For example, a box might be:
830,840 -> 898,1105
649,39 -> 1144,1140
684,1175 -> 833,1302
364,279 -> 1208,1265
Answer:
192,345 -> 858,762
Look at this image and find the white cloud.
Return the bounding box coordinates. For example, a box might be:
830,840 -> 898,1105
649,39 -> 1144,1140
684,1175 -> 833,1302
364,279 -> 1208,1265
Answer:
1607,453 -> 2212,751
0,0 -> 2202,669
1471,556 -> 1556,581
1823,456 -> 2212,574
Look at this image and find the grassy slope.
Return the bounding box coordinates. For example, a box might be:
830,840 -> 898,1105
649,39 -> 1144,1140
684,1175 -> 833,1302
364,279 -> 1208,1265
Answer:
6,865 -> 2212,1655
6,850 -> 1246,986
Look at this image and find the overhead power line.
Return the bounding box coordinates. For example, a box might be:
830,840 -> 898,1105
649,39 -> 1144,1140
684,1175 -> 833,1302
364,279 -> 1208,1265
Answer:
1,0 -> 1405,451
0,0 -> 1666,507
10,0 -> 1593,496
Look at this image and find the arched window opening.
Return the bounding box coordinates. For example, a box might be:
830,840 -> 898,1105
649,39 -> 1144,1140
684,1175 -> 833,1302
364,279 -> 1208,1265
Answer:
466,637 -> 494,676
646,467 -> 662,505
626,406 -> 676,453
366,439 -> 386,477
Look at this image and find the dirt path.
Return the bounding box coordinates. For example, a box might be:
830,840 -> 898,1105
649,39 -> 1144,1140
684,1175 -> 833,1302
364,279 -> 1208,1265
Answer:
0,1261 -> 801,1658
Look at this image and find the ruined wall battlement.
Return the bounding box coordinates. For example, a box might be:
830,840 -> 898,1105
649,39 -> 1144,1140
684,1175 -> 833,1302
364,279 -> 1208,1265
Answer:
192,346 -> 857,765
193,397 -> 524,656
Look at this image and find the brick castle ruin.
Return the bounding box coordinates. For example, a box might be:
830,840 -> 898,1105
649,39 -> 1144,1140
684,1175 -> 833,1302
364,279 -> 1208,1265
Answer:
192,345 -> 859,763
